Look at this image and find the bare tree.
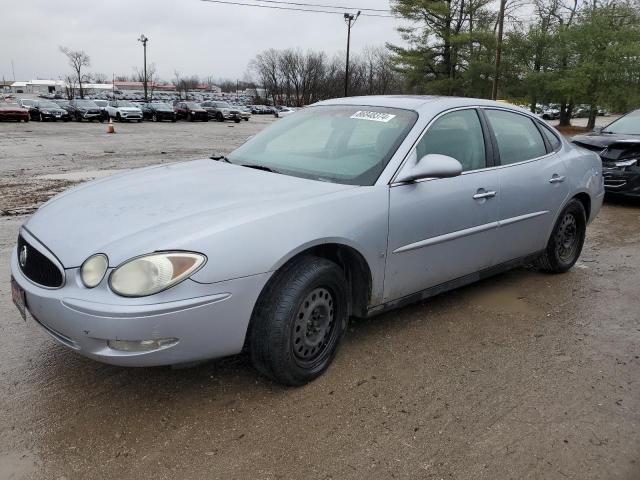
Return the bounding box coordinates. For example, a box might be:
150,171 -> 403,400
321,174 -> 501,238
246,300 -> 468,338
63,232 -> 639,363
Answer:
92,72 -> 109,84
59,46 -> 91,99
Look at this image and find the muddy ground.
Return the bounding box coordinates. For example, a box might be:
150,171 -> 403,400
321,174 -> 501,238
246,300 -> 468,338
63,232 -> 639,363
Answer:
0,117 -> 638,480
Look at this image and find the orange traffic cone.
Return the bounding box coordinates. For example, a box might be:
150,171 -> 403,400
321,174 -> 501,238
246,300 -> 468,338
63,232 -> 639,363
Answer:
107,118 -> 115,134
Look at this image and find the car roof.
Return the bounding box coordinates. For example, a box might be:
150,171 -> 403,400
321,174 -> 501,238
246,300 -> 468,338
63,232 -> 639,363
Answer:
313,95 -> 530,115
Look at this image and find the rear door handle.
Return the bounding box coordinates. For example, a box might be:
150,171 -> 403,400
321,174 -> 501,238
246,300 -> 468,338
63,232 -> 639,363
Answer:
473,190 -> 497,200
549,175 -> 566,184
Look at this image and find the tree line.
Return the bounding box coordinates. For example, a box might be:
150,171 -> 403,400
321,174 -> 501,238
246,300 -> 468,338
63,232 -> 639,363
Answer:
58,0 -> 640,125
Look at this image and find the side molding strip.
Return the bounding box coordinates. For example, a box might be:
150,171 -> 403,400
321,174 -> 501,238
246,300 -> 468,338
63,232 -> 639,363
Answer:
393,211 -> 549,254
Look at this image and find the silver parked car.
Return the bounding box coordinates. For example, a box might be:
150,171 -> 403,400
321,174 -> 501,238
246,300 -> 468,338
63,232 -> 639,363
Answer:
10,96 -> 604,386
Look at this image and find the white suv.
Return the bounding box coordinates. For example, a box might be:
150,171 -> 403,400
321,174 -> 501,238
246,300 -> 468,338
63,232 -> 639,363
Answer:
106,100 -> 143,122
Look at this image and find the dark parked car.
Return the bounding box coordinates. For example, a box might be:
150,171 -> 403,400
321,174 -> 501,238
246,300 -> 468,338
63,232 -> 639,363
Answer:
572,109 -> 640,199
174,102 -> 208,122
0,103 -> 29,122
93,100 -> 110,121
28,100 -> 71,122
17,98 -> 37,110
66,99 -> 104,122
52,99 -> 70,110
141,102 -> 177,122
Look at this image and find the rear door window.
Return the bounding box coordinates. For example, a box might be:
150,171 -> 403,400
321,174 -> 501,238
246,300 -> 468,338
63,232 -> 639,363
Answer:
485,110 -> 547,165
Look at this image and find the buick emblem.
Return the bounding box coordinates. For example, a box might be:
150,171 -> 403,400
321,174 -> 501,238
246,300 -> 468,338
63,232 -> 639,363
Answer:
19,245 -> 28,268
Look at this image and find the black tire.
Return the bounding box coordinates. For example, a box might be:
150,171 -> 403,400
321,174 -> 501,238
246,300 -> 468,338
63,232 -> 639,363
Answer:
99,118 -> 104,123
116,113 -> 122,122
171,116 -> 176,123
535,199 -> 587,273
75,115 -> 82,122
152,113 -> 157,122
38,113 -> 43,122
250,256 -> 349,386
244,118 -> 249,121
216,112 -> 224,122
234,118 -> 241,123
188,113 -> 194,122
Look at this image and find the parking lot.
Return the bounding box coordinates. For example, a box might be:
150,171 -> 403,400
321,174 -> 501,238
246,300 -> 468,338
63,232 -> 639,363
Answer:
1,118 -> 639,479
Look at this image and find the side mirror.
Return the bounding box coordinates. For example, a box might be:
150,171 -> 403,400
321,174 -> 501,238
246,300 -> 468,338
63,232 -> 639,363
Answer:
396,154 -> 463,183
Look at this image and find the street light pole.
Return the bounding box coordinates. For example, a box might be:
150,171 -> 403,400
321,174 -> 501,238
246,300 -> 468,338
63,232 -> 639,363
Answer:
343,11 -> 360,97
138,34 -> 148,101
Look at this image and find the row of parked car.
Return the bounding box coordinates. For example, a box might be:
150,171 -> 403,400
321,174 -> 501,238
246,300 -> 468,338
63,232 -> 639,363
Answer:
0,98 -> 296,123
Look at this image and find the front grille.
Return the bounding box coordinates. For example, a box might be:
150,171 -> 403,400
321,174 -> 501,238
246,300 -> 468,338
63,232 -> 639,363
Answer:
17,234 -> 64,288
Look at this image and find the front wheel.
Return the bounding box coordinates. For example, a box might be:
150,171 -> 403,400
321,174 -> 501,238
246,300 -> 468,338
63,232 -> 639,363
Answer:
250,256 -> 349,386
535,199 -> 587,273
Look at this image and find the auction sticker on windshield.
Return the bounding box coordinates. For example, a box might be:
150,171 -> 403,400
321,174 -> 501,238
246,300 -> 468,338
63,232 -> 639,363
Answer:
350,111 -> 396,122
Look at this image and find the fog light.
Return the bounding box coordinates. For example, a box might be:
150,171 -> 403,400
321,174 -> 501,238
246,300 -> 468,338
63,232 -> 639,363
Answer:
107,338 -> 178,352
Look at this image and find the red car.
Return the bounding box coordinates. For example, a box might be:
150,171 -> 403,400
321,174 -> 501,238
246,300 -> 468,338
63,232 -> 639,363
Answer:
0,103 -> 30,122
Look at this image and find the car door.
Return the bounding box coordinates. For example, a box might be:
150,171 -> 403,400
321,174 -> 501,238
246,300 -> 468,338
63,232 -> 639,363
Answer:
482,108 -> 570,263
384,108 -> 500,302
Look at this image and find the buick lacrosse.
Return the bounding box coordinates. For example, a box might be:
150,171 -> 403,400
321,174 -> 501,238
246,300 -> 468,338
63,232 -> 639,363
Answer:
11,96 -> 604,385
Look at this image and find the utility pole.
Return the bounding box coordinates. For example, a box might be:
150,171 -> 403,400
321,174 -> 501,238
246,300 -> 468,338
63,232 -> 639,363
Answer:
343,11 -> 360,97
112,72 -> 115,98
491,0 -> 507,101
138,34 -> 148,101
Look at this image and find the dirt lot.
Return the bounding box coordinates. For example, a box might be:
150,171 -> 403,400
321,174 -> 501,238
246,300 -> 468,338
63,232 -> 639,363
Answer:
0,116 -> 638,480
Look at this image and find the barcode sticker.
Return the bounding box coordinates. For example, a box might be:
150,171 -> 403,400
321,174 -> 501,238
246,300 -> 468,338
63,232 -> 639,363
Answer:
350,111 -> 396,123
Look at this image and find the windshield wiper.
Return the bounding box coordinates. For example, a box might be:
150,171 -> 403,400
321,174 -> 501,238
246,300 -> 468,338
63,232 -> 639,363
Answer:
241,164 -> 280,174
210,153 -> 232,163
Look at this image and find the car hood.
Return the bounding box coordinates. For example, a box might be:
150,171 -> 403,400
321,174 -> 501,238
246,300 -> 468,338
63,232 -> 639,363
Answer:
25,159 -> 355,268
572,133 -> 640,162
572,132 -> 640,149
0,106 -> 27,113
117,107 -> 141,112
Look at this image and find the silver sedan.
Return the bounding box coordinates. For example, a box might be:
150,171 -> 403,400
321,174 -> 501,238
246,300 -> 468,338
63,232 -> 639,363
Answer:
10,96 -> 604,386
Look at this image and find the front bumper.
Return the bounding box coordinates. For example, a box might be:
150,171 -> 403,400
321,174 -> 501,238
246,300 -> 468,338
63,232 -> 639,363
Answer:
11,246 -> 270,367
602,168 -> 640,197
118,112 -> 143,120
41,111 -> 71,121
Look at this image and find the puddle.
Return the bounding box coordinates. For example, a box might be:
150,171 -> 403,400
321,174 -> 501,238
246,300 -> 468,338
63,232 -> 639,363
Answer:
463,278 -> 542,315
0,451 -> 39,479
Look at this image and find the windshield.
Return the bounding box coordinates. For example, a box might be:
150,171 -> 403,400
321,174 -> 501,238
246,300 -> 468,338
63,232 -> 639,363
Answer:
21,99 -> 36,106
93,100 -> 108,107
227,105 -> 417,185
603,110 -> 640,135
216,102 -> 231,108
185,102 -> 201,109
37,101 -> 60,108
117,101 -> 136,108
151,102 -> 170,109
74,100 -> 98,108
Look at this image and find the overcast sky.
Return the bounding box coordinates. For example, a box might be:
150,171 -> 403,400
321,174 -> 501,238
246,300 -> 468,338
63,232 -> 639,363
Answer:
1,0 -> 404,83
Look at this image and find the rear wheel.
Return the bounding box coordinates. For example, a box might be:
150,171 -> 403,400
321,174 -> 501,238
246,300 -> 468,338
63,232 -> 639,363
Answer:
250,256 -> 349,386
535,199 -> 587,273
116,113 -> 122,122
216,112 -> 224,122
152,113 -> 158,122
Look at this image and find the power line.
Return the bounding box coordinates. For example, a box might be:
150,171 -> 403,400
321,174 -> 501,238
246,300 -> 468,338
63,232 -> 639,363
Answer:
200,0 -> 396,18
250,0 -> 390,13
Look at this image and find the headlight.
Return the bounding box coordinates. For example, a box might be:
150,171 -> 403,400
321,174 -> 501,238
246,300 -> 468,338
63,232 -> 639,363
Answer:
81,254 -> 109,288
614,158 -> 638,167
191,111 -> 196,114
109,252 -> 206,297
42,110 -> 51,114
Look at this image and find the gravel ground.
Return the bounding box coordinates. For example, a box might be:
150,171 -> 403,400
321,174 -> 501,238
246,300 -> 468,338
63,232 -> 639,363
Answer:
0,115 -> 638,480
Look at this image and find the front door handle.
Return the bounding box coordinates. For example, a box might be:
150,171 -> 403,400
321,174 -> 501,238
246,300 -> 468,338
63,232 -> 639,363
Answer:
549,175 -> 566,184
473,190 -> 497,200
